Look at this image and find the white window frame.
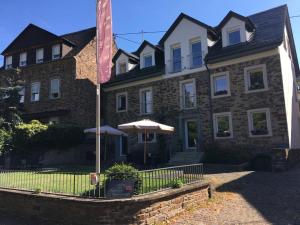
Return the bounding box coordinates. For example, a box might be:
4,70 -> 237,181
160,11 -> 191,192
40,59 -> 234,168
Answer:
179,78 -> 196,110
19,87 -> 25,103
244,64 -> 268,93
213,112 -> 233,139
117,61 -> 127,75
184,119 -> 198,150
5,56 -> 12,69
49,78 -> 60,99
52,44 -> 61,60
170,44 -> 182,73
31,82 -> 41,102
19,52 -> 27,67
227,27 -> 241,46
139,87 -> 153,115
142,53 -> 153,68
211,71 -> 231,98
138,132 -> 157,144
116,92 -> 128,112
189,37 -> 203,69
36,48 -> 44,63
247,108 -> 272,138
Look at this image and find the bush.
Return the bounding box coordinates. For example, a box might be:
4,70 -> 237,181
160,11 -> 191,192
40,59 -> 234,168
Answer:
204,145 -> 251,165
13,120 -> 85,151
0,128 -> 12,155
105,163 -> 142,194
171,178 -> 184,188
13,120 -> 48,149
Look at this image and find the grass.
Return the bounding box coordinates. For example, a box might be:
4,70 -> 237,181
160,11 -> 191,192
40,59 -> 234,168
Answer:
0,167 -> 202,197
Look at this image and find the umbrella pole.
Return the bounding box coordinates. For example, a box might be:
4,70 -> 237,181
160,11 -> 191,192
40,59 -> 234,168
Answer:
104,133 -> 107,161
144,130 -> 147,165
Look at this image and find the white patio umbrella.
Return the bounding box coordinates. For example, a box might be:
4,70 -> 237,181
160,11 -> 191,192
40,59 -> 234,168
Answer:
118,119 -> 174,164
84,125 -> 128,160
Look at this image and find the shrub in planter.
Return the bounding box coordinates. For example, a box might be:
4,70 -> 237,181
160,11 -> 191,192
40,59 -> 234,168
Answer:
171,178 -> 184,188
105,163 -> 142,195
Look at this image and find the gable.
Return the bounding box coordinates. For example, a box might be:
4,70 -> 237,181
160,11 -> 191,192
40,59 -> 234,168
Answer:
1,24 -> 61,55
164,18 -> 208,46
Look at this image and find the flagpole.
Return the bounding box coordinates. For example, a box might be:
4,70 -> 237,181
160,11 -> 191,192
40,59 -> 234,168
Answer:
96,84 -> 101,174
96,0 -> 101,174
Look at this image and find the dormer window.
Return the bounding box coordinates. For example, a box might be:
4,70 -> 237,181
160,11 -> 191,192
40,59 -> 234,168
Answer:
119,62 -> 127,74
19,52 -> 27,67
228,28 -> 241,45
5,56 -> 12,69
143,54 -> 153,68
36,48 -> 44,63
52,44 -> 61,60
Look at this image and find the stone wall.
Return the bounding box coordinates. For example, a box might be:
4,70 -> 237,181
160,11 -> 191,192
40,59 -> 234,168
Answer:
104,54 -> 289,157
0,182 -> 210,225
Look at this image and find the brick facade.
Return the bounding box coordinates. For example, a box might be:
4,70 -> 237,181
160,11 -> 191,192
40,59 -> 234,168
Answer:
104,54 -> 289,159
0,39 -> 97,128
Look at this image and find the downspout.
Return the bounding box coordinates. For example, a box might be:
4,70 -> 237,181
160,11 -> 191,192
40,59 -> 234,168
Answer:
204,56 -> 215,145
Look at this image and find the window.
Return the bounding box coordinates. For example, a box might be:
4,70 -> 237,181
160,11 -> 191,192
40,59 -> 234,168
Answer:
211,72 -> 230,98
50,78 -> 60,99
180,79 -> 196,109
213,112 -> 233,139
244,64 -> 268,93
120,136 -> 128,156
116,92 -> 127,112
19,52 -> 27,67
247,108 -> 272,137
5,56 -> 12,69
138,132 -> 156,143
118,62 -> 127,74
190,40 -> 202,69
185,120 -> 198,149
140,88 -> 152,114
228,29 -> 241,45
143,54 -> 153,68
52,44 -> 60,60
172,46 -> 182,73
19,87 -> 25,103
49,117 -> 60,125
31,82 -> 40,102
36,48 -> 44,63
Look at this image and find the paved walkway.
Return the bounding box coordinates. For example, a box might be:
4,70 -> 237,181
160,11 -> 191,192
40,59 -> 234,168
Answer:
172,164 -> 300,225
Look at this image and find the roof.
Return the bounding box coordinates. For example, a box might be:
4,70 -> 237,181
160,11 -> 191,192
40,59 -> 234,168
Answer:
216,11 -> 255,31
112,49 -> 139,63
159,13 -> 218,45
206,5 -> 288,63
1,24 -> 96,57
106,5 -> 299,86
60,27 -> 96,57
136,40 -> 163,55
1,24 -> 73,55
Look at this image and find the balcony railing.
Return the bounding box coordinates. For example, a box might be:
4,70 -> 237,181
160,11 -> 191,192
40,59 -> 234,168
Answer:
166,52 -> 205,74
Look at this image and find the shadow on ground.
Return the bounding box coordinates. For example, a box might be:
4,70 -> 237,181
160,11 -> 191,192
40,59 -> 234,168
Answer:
214,164 -> 300,225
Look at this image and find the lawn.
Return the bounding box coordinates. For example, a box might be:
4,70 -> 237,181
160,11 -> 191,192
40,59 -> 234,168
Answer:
0,167 -> 202,197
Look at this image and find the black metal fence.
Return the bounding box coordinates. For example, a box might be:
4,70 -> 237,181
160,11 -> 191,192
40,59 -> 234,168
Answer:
0,164 -> 203,198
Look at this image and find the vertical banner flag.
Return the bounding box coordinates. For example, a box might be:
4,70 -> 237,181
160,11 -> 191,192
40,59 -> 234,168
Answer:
97,0 -> 112,83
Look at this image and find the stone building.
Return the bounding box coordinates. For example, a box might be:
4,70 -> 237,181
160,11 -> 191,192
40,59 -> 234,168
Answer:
0,24 -> 97,127
103,5 -> 300,164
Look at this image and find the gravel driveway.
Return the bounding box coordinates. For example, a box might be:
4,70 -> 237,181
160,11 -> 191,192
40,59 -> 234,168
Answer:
172,164 -> 300,225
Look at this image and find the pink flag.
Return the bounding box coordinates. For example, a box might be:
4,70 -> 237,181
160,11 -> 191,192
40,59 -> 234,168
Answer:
97,0 -> 112,84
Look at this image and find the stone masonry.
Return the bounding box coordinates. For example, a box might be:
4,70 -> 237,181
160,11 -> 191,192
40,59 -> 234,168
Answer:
104,54 -> 289,157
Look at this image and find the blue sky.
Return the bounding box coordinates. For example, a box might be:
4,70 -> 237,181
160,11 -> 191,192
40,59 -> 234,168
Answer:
0,0 -> 299,66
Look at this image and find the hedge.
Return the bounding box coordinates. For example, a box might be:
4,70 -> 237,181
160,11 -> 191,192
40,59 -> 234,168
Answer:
13,120 -> 85,151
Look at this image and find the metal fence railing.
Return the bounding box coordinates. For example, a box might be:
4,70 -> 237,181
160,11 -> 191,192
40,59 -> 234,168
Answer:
0,164 -> 204,198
